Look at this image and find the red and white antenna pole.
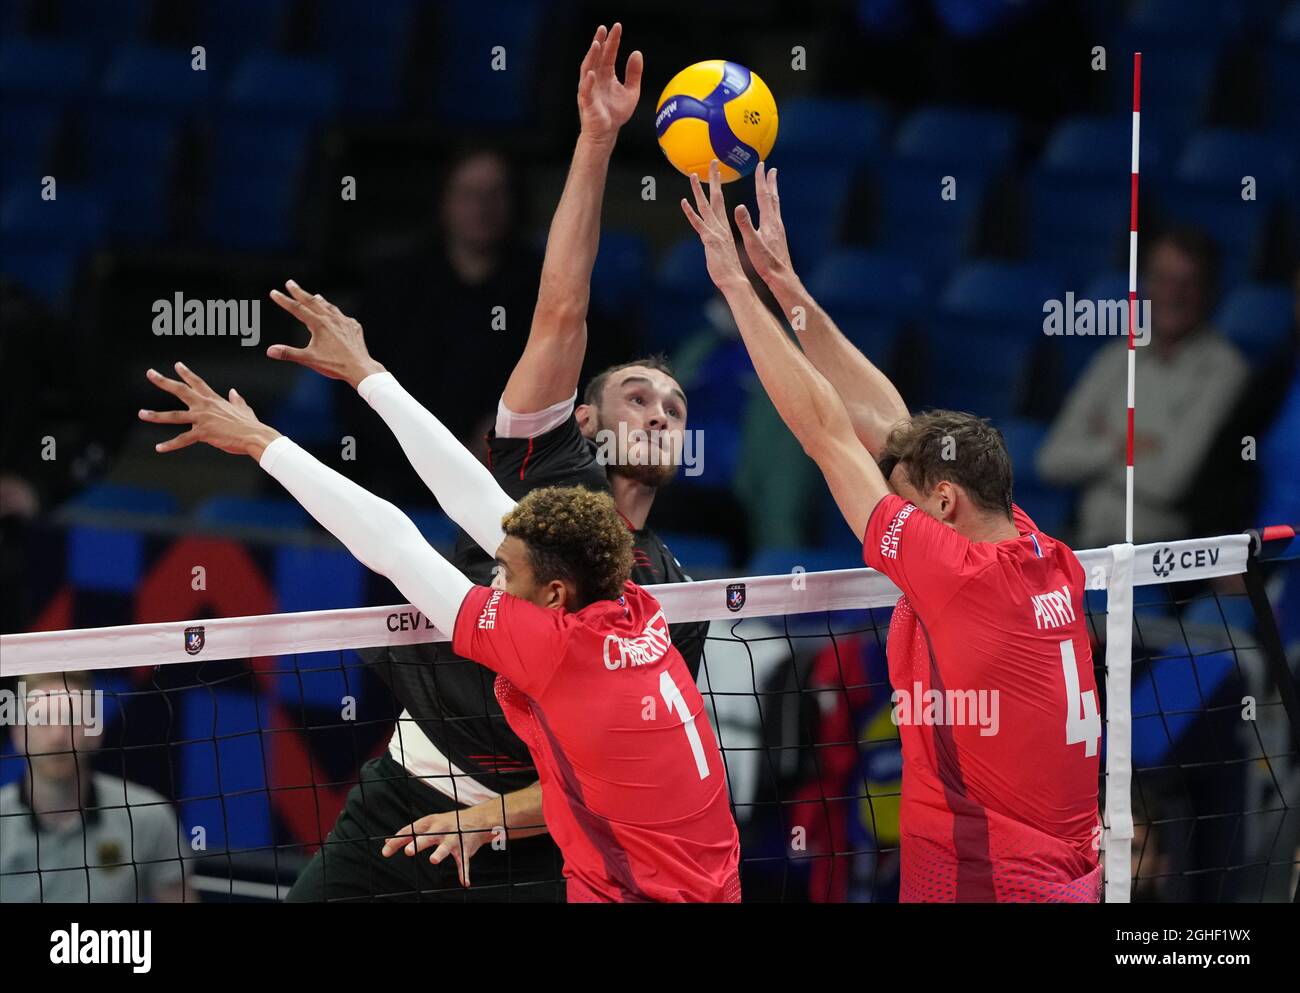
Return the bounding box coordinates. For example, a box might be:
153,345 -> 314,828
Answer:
1125,51 -> 1142,544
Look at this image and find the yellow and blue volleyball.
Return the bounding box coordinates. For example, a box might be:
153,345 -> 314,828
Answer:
654,60 -> 778,183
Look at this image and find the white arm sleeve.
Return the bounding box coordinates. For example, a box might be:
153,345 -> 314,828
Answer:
495,392 -> 577,439
357,372 -> 515,558
259,436 -> 473,635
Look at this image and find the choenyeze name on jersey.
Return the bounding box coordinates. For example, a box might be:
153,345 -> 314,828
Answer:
604,609 -> 671,670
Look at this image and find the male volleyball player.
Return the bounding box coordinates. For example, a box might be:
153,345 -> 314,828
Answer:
682,160 -> 1101,902
137,357 -> 740,903
268,24 -> 709,901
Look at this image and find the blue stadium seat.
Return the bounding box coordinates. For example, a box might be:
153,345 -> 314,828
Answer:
83,111 -> 179,242
100,45 -> 216,116
1284,0 -> 1300,41
939,260 -> 1067,322
649,238 -> 714,348
66,482 -> 180,516
873,160 -> 986,267
405,509 -> 462,548
0,185 -> 106,249
432,0 -> 545,125
1124,0 -> 1248,43
1156,185 -> 1268,284
1266,48 -> 1300,132
997,417 -> 1074,536
772,98 -> 890,167
269,368 -> 338,445
201,117 -> 312,250
0,37 -> 93,100
771,164 -> 853,269
1176,129 -> 1297,202
319,0 -> 414,115
0,101 -> 60,185
806,248 -> 931,320
58,0 -> 153,46
1109,43 -> 1217,139
1027,173 -> 1129,279
0,246 -> 78,304
894,106 -> 1020,172
1039,114 -> 1173,184
655,532 -> 732,572
194,495 -> 309,530
226,54 -> 339,121
1214,283 -> 1294,365
590,230 -> 650,315
194,0 -> 292,63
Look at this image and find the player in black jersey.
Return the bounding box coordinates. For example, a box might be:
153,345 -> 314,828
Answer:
277,24 -> 708,902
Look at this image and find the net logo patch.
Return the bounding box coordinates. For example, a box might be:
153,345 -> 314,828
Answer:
184,625 -> 205,655
879,503 -> 916,560
726,583 -> 746,612
1152,545 -> 1220,579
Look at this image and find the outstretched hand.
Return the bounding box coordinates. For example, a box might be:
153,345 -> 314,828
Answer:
381,811 -> 495,889
734,161 -> 794,285
267,280 -> 385,389
139,363 -> 280,459
576,22 -> 642,144
680,160 -> 748,291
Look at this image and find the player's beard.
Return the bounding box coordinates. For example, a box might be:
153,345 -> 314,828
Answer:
598,416 -> 678,489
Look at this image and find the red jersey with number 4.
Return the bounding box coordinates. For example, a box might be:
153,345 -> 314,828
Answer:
863,494 -> 1102,902
453,581 -> 741,902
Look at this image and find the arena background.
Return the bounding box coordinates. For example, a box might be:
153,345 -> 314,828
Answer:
1,0 -> 1298,905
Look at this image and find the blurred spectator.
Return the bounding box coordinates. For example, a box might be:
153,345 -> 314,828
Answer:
1037,227 -> 1249,548
0,671 -> 188,903
352,146 -> 541,502
657,244 -> 821,559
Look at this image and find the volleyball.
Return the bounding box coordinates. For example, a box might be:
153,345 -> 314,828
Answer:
654,60 -> 778,182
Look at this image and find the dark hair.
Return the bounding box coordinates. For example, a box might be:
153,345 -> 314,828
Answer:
582,355 -> 676,408
435,142 -> 526,230
502,486 -> 633,605
880,410 -> 1014,517
1148,224 -> 1221,296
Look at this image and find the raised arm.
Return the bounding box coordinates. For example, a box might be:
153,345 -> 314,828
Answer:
268,282 -> 514,557
500,22 -> 642,414
138,364 -> 472,635
735,162 -> 908,458
681,164 -> 890,538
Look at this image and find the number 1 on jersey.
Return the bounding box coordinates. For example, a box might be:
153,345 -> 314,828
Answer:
1060,639 -> 1100,757
659,670 -> 711,780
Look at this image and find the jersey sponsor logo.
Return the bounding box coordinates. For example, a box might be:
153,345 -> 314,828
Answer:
726,583 -> 746,612
184,626 -> 205,655
878,503 -> 916,560
477,589 -> 503,631
1031,584 -> 1077,630
603,609 -> 672,670
890,681 -> 1000,737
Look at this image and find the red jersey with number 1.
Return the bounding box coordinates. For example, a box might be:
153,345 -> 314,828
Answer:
863,494 -> 1102,902
453,580 -> 741,902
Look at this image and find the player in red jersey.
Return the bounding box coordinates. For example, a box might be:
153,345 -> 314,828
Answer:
137,343 -> 740,902
683,160 -> 1101,902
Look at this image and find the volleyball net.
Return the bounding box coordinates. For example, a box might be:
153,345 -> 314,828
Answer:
2,528 -> 1297,903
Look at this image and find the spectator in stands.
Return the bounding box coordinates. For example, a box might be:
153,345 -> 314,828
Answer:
353,146 -> 541,501
0,671 -> 188,903
1036,227 -> 1249,548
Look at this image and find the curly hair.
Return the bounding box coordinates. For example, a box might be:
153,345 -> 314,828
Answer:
501,486 -> 634,606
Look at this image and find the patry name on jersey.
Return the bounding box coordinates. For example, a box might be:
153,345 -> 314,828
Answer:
1030,584 -> 1076,630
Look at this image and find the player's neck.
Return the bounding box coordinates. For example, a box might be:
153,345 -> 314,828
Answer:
608,473 -> 656,531
445,240 -> 498,285
959,513 -> 1020,544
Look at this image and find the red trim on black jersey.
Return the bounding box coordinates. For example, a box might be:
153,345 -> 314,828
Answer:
518,437 -> 535,480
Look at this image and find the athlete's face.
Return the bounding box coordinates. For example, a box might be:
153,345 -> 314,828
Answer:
492,535 -> 576,610
578,367 -> 687,488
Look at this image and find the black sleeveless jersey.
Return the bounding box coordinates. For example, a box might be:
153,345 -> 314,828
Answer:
364,412 -> 708,797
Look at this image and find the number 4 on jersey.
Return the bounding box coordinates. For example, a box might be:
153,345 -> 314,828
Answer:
1060,639 -> 1100,757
